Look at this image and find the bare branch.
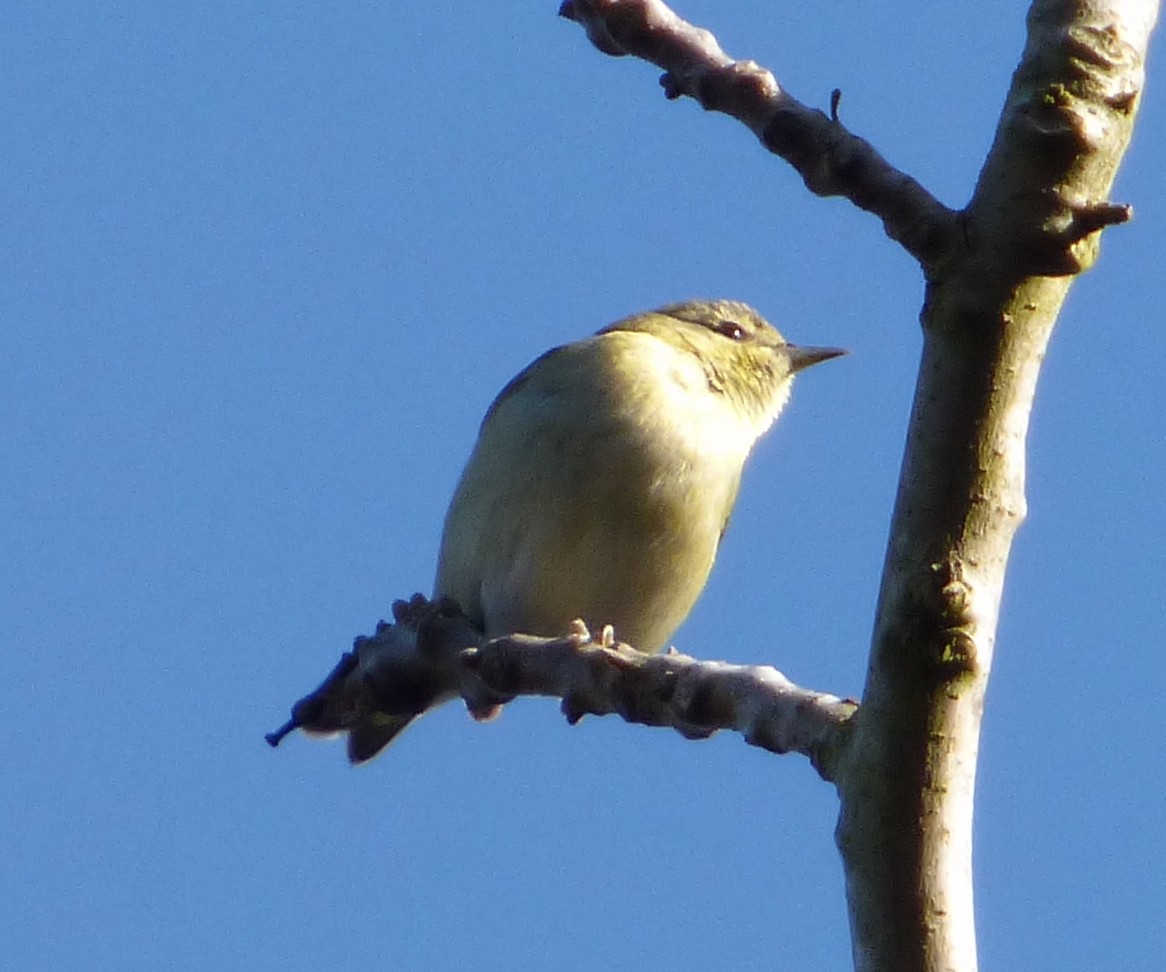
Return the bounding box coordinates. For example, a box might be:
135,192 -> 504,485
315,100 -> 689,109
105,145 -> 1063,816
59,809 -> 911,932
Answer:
267,599 -> 855,775
962,0 -> 1151,278
465,623 -> 856,778
835,2 -> 1158,969
560,0 -> 958,268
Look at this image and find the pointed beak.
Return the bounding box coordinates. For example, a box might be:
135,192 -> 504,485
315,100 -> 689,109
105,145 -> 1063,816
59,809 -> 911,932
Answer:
785,344 -> 848,373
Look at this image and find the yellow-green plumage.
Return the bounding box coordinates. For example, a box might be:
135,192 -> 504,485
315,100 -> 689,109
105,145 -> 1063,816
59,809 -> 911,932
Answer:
278,300 -> 843,763
434,299 -> 842,653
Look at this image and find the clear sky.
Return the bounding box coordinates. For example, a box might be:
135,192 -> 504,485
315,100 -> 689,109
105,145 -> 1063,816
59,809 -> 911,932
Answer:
3,3 -> 1162,970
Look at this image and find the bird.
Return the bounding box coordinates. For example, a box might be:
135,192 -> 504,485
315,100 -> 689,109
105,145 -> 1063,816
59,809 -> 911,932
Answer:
344,299 -> 844,760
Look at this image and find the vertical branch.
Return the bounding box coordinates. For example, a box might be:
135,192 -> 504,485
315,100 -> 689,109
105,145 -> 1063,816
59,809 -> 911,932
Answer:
834,2 -> 1157,970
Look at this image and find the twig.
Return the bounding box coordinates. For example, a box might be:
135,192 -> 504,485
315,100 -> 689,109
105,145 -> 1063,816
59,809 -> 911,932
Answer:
559,0 -> 959,269
267,601 -> 855,776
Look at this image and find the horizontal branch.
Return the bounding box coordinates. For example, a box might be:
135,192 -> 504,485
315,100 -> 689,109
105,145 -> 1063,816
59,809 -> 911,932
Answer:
559,0 -> 958,268
267,596 -> 856,776
467,622 -> 857,776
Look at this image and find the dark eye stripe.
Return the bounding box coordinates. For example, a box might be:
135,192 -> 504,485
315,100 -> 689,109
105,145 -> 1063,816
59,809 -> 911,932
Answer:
715,319 -> 745,340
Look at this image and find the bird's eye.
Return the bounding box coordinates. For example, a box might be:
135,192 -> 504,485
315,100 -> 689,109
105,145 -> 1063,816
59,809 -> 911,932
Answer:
714,319 -> 745,340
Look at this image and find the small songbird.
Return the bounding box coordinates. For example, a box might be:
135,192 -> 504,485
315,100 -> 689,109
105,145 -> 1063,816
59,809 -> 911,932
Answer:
344,299 -> 843,760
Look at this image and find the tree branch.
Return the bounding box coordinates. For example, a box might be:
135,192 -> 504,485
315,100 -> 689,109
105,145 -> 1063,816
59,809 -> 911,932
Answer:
467,623 -> 857,777
267,597 -> 856,775
559,0 -> 959,269
832,2 -> 1157,970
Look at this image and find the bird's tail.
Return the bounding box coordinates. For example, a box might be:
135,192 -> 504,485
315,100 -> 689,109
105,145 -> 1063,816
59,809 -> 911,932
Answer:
346,714 -> 416,764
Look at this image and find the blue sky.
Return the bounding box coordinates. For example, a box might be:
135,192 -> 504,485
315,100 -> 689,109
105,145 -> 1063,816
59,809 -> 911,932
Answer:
3,3 -> 1162,970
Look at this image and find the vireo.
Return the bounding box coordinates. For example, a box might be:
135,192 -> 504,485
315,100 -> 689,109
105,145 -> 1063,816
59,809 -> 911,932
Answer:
350,299 -> 843,759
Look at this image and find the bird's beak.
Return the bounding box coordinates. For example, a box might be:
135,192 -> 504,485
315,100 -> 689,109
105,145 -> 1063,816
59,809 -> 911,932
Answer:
785,344 -> 848,373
